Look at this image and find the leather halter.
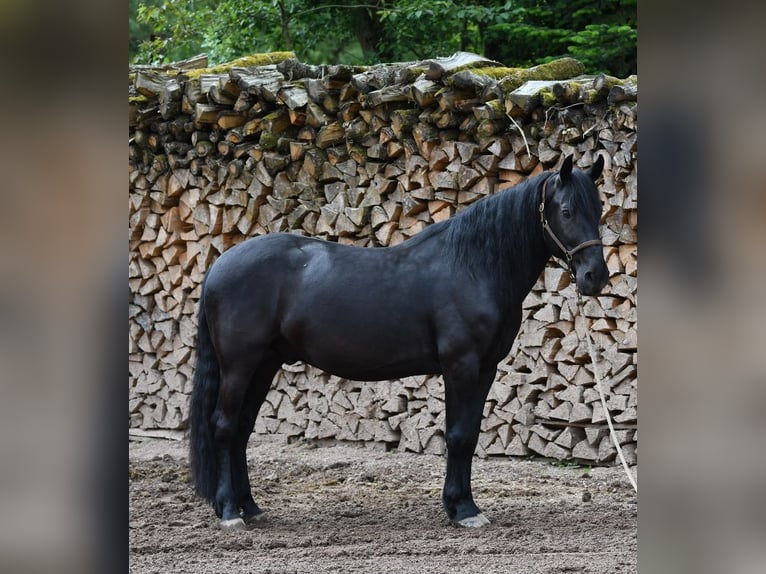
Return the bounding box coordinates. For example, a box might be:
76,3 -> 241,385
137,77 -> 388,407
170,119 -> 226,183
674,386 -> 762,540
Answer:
539,175 -> 602,266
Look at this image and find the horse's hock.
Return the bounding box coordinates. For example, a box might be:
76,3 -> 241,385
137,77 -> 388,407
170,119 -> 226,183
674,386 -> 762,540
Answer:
128,51 -> 637,465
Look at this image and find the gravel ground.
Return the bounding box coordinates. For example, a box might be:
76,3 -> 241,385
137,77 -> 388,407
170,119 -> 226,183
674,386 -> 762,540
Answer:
129,436 -> 636,573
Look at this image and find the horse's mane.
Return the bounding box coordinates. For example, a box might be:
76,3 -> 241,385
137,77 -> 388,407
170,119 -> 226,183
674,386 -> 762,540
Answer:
441,168 -> 601,282
442,173 -> 548,281
394,167 -> 601,286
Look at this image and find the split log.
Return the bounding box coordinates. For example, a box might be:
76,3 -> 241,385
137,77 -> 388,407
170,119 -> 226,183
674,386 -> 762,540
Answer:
409,77 -> 439,107
316,122 -> 345,148
425,51 -> 504,80
607,75 -> 638,104
367,84 -> 410,106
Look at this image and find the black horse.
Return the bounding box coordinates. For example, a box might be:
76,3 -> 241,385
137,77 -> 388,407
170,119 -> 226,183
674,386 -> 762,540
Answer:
189,154 -> 608,529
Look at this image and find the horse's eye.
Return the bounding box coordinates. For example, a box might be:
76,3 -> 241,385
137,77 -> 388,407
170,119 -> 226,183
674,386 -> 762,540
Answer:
562,208 -> 571,219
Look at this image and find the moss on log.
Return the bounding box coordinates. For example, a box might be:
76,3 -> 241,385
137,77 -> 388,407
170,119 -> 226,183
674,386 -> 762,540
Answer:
183,52 -> 296,81
497,58 -> 586,93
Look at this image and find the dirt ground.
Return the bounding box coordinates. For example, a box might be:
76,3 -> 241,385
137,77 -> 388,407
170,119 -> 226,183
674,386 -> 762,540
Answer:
129,436 -> 636,574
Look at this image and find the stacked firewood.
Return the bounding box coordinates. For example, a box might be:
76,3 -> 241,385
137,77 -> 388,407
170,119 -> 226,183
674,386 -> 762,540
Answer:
129,51 -> 637,464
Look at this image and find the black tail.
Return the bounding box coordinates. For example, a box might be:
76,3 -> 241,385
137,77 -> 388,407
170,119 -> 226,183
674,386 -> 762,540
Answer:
189,287 -> 219,503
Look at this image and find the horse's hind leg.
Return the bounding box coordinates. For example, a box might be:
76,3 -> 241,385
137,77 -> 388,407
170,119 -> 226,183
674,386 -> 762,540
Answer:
211,360 -> 260,529
231,355 -> 282,523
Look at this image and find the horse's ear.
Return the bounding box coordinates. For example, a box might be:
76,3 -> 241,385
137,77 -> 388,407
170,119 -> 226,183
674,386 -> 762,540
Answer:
588,154 -> 604,181
559,154 -> 574,183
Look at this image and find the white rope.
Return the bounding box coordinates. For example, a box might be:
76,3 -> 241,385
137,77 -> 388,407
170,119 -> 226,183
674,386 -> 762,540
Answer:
572,295 -> 638,492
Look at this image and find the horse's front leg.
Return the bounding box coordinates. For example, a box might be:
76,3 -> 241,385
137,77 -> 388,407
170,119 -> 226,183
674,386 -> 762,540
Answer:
442,363 -> 496,527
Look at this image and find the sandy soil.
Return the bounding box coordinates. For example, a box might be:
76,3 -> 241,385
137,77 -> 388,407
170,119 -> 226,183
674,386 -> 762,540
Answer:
129,436 -> 636,573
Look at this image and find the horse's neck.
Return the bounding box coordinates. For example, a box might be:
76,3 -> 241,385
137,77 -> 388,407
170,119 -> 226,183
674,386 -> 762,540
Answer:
441,179 -> 552,304
496,184 -> 551,302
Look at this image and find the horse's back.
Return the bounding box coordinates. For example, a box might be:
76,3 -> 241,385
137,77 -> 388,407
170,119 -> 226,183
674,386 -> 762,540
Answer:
208,232 -> 318,275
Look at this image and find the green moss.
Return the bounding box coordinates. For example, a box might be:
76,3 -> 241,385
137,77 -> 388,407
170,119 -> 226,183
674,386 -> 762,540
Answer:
451,60 -> 500,75
540,89 -> 556,107
184,51 -> 296,80
485,99 -> 504,112
467,66 -> 522,79
498,57 -> 585,93
259,131 -> 279,151
583,88 -> 600,104
391,108 -> 420,126
129,94 -> 151,104
534,57 -> 585,80
402,66 -> 429,81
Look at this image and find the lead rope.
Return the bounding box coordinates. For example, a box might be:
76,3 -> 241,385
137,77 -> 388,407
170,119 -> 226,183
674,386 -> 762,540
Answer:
541,174 -> 636,490
569,281 -> 638,492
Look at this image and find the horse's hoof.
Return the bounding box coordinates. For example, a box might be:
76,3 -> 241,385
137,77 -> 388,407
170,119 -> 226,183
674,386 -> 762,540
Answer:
456,512 -> 490,528
220,517 -> 247,530
243,511 -> 265,524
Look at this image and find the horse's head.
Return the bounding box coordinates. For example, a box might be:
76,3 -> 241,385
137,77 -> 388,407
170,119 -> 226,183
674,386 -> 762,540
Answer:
541,155 -> 609,296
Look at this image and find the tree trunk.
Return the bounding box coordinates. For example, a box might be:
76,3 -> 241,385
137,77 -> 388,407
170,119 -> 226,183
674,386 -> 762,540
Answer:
278,1 -> 293,52
349,4 -> 393,62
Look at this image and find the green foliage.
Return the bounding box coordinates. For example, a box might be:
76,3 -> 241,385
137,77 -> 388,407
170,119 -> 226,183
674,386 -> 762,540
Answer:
133,0 -> 210,65
374,1 -> 504,61
568,24 -> 637,77
129,0 -> 636,77
131,1 -> 364,66
483,0 -> 636,75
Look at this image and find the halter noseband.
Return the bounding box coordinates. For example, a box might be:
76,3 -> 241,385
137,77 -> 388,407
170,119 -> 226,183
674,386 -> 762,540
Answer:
539,175 -> 602,268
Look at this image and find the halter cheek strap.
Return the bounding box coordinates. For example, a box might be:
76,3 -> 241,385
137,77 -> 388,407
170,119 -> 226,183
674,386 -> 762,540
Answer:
539,176 -> 603,266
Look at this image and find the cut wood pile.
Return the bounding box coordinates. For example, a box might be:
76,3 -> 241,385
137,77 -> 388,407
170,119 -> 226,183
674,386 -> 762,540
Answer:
129,51 -> 637,465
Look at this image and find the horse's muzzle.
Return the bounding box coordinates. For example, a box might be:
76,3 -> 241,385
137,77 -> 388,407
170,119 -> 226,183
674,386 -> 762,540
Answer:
575,255 -> 609,296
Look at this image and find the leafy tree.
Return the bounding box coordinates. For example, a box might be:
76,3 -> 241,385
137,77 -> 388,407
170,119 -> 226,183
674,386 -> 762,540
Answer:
129,0 -> 152,58
567,23 -> 637,77
129,1 -> 636,77
132,1 -> 364,65
132,0 -> 210,64
483,0 -> 636,76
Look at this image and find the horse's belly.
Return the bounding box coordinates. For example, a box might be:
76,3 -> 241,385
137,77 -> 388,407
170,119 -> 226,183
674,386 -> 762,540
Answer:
278,317 -> 440,381
313,356 -> 441,382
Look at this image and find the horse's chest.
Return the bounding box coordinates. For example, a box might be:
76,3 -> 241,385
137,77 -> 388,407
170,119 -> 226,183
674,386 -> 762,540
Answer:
487,315 -> 524,363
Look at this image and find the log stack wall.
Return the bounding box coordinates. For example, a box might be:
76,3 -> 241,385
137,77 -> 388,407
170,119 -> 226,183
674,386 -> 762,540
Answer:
129,52 -> 637,465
